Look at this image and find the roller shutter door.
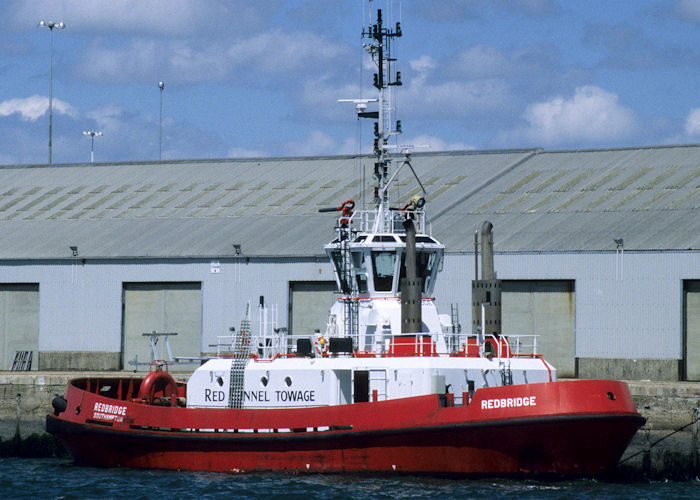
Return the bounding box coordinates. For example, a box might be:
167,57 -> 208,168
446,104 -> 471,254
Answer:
122,283 -> 201,370
0,284 -> 39,370
502,280 -> 575,377
289,281 -> 336,337
683,280 -> 700,381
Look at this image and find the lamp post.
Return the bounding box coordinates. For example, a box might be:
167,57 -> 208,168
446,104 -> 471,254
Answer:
38,20 -> 65,165
82,130 -> 103,163
158,81 -> 165,160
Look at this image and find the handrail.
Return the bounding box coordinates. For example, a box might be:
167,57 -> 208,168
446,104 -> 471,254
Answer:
533,354 -> 553,382
341,208 -> 428,235
214,331 -> 542,361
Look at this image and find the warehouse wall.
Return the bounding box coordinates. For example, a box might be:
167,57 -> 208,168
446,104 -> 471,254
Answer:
1,249 -> 700,380
0,257 -> 334,370
435,251 -> 700,381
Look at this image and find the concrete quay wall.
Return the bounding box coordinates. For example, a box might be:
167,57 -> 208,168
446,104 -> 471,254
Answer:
619,381 -> 700,479
1,373 -> 698,478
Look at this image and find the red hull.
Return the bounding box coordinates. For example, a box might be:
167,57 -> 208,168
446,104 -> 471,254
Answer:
47,379 -> 644,475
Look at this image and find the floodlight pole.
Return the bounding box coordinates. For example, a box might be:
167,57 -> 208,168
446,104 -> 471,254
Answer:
83,130 -> 103,163
38,20 -> 65,165
158,81 -> 165,160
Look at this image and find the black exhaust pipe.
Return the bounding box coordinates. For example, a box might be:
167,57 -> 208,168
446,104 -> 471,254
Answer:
401,218 -> 423,333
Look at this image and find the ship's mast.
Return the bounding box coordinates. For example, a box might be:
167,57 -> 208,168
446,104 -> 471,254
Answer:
363,4 -> 403,230
340,2 -> 403,231
330,1 -> 416,344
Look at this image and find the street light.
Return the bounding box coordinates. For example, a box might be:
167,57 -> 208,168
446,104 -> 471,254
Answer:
38,20 -> 65,165
158,81 -> 165,160
82,130 -> 103,163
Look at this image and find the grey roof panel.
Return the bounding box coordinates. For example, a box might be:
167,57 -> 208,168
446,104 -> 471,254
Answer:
0,145 -> 699,259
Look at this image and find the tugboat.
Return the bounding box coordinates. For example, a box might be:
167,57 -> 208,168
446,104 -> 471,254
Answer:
46,4 -> 644,475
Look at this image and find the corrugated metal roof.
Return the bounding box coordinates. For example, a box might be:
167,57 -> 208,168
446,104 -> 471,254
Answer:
1,145 -> 699,259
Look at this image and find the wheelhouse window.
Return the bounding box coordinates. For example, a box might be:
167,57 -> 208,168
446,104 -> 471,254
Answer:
400,250 -> 439,293
352,250 -> 368,294
330,250 -> 351,293
371,251 -> 397,292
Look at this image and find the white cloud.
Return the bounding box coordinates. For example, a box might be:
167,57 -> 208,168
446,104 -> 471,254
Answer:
405,135 -> 475,152
77,30 -> 348,84
409,55 -> 437,73
401,56 -> 513,117
8,0 -> 267,36
76,39 -> 219,84
282,130 -> 364,157
521,86 -> 636,145
0,95 -> 76,121
227,147 -> 268,158
675,0 -> 700,23
454,45 -> 508,78
685,108 -> 700,136
285,130 -> 338,156
228,30 -> 347,75
84,104 -> 134,131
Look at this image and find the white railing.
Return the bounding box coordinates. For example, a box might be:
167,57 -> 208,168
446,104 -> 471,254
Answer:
442,332 -> 539,358
213,329 -> 540,361
343,208 -> 429,235
215,333 -> 322,359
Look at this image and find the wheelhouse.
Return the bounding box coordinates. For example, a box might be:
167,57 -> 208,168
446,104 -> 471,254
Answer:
327,232 -> 443,296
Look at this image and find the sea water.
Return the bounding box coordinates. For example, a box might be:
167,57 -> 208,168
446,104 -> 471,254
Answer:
0,458 -> 698,499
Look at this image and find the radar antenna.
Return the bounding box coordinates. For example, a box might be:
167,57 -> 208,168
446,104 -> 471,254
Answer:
339,2 -> 403,208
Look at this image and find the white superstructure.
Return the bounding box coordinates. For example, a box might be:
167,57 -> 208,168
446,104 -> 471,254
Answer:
186,196 -> 555,410
187,2 -> 554,410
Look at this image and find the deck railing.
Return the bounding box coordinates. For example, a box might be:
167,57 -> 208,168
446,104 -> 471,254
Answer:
342,208 -> 429,236
215,331 -> 539,361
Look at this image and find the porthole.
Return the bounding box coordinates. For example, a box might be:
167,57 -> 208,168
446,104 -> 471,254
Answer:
216,376 -> 224,387
261,376 -> 268,387
285,376 -> 292,387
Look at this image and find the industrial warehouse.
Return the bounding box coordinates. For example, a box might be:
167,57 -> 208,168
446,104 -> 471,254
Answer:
1,143 -> 699,381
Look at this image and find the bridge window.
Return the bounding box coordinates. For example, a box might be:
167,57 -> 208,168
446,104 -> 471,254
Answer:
400,251 -> 439,292
330,250 -> 351,293
352,251 -> 368,294
371,251 -> 397,292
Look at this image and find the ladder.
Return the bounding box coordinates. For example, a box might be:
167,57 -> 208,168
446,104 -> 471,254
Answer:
228,314 -> 252,409
500,359 -> 513,386
339,235 -> 359,344
369,369 -> 387,401
450,303 -> 462,351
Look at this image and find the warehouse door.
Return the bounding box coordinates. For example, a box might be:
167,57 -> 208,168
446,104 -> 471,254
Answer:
683,280 -> 700,381
502,280 -> 575,377
0,284 -> 39,370
122,283 -> 202,370
289,281 -> 336,338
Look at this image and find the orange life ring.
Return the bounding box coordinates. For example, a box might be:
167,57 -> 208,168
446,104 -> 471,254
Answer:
315,335 -> 329,357
137,370 -> 178,406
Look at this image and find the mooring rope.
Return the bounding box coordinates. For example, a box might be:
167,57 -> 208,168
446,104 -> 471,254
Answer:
618,409 -> 699,464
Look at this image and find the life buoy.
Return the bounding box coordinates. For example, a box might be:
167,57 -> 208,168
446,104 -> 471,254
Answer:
315,335 -> 329,357
137,370 -> 178,406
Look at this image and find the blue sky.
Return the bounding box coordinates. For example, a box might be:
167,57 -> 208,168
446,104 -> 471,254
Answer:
1,0 -> 699,165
